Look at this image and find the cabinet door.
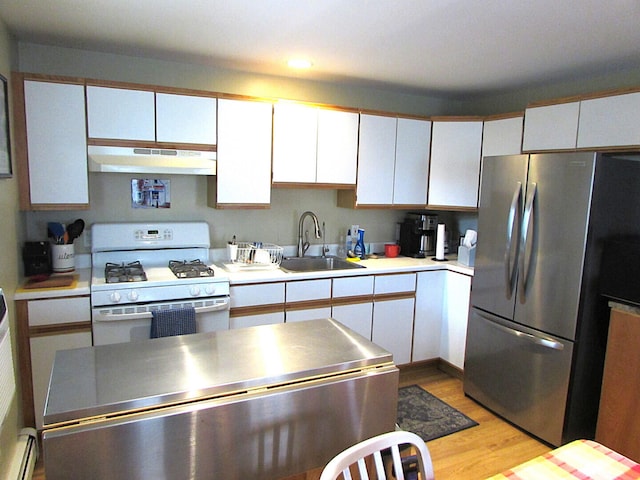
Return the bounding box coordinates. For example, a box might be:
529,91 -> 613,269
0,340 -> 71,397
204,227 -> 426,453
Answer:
216,99 -> 272,206
441,271 -> 472,369
372,297 -> 415,365
30,331 -> 92,429
332,303 -> 373,339
272,103 -> 318,183
316,109 -> 359,184
429,121 -> 483,208
482,116 -> 524,157
286,307 -> 332,323
23,80 -> 89,206
577,92 -> 640,148
413,271 -> 445,362
156,93 -> 217,145
356,114 -> 397,205
522,101 -> 579,151
86,86 -> 155,141
393,118 -> 431,205
230,312 -> 284,329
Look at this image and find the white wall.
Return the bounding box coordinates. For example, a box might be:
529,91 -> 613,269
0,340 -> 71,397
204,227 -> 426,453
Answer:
0,19 -> 23,480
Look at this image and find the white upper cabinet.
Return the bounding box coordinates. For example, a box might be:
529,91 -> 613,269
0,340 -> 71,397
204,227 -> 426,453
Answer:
356,114 -> 430,206
482,115 -> 523,157
522,101 -> 580,151
393,117 -> 431,205
272,103 -> 318,183
156,93 -> 217,144
356,114 -> 397,204
87,86 -> 217,145
577,92 -> 640,148
22,79 -> 89,208
316,109 -> 359,184
86,86 -> 155,141
272,103 -> 358,185
214,98 -> 272,206
428,120 -> 483,208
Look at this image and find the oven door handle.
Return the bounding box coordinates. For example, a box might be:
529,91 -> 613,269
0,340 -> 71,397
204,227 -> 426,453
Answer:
93,298 -> 230,322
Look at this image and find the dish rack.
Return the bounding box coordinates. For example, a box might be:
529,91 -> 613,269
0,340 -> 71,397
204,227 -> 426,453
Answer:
234,242 -> 284,268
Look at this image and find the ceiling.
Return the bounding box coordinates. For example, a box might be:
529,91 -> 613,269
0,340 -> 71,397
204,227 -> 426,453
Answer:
1,0 -> 640,97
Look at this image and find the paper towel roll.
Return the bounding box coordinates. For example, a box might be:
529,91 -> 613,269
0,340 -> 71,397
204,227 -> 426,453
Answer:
436,224 -> 446,260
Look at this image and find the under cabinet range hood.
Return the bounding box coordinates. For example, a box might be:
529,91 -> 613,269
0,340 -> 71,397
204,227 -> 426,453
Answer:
87,145 -> 216,175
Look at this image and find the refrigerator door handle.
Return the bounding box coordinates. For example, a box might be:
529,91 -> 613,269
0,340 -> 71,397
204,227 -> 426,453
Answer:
483,313 -> 565,351
504,182 -> 522,299
519,182 -> 537,304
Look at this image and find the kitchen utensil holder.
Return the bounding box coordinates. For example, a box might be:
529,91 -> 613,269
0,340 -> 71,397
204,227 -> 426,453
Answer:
235,242 -> 284,268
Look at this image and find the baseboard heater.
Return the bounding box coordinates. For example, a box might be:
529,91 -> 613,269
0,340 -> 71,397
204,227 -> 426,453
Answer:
8,428 -> 38,480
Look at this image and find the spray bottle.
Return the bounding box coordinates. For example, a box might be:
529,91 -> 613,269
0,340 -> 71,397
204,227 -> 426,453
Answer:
354,228 -> 366,259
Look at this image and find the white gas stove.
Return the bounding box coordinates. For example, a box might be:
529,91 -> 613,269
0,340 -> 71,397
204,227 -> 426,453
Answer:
90,222 -> 230,345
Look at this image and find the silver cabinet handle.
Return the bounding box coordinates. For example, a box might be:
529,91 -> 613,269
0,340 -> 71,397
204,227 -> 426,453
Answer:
504,182 -> 522,299
483,314 -> 564,350
519,182 -> 537,304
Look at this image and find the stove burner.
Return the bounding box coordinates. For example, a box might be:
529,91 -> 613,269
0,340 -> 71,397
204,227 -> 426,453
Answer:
105,261 -> 148,283
169,260 -> 215,278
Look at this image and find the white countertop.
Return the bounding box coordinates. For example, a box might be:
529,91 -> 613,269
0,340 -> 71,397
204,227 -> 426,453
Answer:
13,255 -> 473,299
219,255 -> 474,285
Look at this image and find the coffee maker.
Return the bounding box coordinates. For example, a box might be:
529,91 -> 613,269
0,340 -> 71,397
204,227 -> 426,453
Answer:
399,214 -> 438,258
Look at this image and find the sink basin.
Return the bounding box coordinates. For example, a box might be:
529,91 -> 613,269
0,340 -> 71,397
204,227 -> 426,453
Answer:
279,256 -> 365,273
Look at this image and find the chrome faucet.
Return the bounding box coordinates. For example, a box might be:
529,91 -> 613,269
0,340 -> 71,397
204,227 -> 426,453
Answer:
298,211 -> 322,257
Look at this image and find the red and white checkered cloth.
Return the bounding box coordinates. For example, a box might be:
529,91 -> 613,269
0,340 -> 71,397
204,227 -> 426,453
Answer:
487,440 -> 640,480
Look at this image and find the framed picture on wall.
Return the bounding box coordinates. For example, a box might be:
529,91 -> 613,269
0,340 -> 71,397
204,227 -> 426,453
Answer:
0,74 -> 11,178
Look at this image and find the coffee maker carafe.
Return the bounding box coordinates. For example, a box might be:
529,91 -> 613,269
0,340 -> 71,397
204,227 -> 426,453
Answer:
399,214 -> 438,258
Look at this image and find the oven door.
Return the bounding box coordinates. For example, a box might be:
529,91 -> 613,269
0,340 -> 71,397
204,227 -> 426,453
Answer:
92,296 -> 230,346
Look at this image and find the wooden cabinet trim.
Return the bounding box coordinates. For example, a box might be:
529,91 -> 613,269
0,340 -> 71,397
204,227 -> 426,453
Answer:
373,292 -> 415,302
285,298 -> 333,312
483,111 -> 525,121
331,295 -> 374,307
230,304 -> 285,318
15,299 -> 35,427
29,322 -> 93,337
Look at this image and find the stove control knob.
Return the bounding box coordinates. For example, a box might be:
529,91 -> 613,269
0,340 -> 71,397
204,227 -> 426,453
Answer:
205,285 -> 216,295
190,286 -> 201,297
110,292 -> 121,303
128,290 -> 139,301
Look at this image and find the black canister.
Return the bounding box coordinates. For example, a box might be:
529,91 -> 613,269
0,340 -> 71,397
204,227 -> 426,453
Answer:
22,241 -> 51,276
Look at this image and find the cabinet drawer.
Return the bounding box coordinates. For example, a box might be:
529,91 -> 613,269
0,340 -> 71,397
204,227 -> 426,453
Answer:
230,283 -> 285,308
374,273 -> 416,294
333,276 -> 374,298
28,297 -> 90,327
286,279 -> 332,302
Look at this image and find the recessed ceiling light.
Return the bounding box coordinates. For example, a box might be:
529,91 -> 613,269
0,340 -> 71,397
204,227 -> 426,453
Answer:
287,58 -> 313,69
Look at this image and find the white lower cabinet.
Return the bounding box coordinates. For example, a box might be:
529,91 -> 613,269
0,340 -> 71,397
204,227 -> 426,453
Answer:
30,331 -> 92,429
229,283 -> 285,329
371,273 -> 416,365
440,271 -> 472,369
19,296 -> 92,430
413,270 -> 445,362
285,279 -> 332,323
331,303 -> 373,340
372,298 -> 415,365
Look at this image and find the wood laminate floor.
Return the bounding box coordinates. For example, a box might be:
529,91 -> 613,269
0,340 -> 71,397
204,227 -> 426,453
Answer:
33,364 -> 551,479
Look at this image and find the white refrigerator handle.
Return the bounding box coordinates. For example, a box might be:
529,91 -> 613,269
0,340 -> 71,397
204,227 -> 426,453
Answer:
504,182 -> 522,300
519,182 -> 537,304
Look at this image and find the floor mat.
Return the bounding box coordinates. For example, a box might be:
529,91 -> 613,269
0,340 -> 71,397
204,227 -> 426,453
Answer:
397,384 -> 478,442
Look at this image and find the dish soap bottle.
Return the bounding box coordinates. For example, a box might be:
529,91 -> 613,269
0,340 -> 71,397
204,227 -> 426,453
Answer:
354,228 -> 366,259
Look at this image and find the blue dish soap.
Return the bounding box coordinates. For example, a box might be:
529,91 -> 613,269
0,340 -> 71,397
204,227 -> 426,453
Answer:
354,228 -> 366,259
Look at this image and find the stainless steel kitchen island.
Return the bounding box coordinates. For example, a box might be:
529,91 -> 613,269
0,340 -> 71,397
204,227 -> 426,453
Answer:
42,319 -> 399,479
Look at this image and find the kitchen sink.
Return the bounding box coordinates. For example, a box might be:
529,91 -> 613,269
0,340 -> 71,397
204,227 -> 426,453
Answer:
279,256 -> 365,273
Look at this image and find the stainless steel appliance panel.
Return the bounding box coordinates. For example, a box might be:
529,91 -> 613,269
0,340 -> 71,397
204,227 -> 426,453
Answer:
43,367 -> 398,480
513,153 -> 595,340
45,319 -> 393,426
464,308 -> 573,446
471,154 -> 528,319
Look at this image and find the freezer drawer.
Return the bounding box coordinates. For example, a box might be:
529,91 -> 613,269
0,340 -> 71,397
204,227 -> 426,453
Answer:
43,366 -> 398,480
464,308 -> 573,446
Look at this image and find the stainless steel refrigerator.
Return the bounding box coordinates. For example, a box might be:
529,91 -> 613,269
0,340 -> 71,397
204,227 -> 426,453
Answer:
464,152 -> 640,446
